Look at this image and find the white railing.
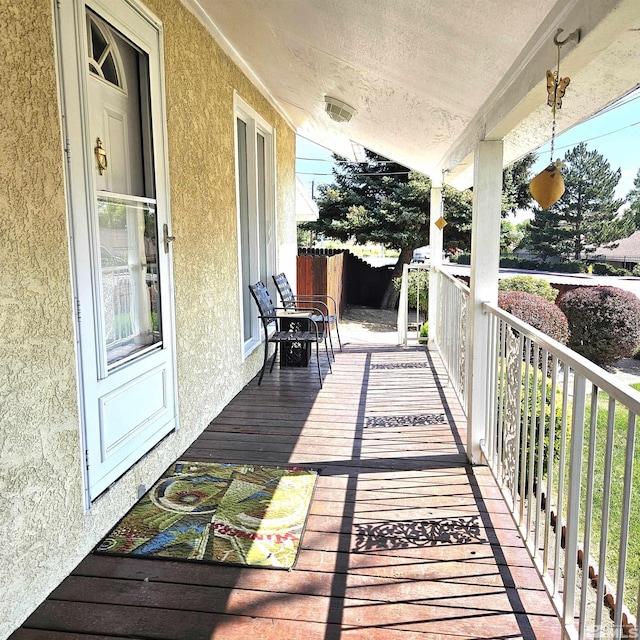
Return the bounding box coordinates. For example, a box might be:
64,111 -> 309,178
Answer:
432,266 -> 470,414
398,264 -> 470,411
481,303 -> 640,640
403,262 -> 640,638
397,262 -> 430,347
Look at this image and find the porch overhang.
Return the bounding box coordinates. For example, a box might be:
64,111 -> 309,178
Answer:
183,0 -> 639,185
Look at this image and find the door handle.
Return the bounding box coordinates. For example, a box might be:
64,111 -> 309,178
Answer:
163,223 -> 175,254
94,138 -> 108,175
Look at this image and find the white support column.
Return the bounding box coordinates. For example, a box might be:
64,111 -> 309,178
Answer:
466,140 -> 503,464
427,183 -> 443,350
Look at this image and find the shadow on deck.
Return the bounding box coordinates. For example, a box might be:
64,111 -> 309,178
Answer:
10,320 -> 562,639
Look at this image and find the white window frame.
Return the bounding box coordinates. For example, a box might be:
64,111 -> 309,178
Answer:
234,93 -> 277,358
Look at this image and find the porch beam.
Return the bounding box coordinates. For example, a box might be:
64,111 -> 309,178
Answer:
427,183 -> 443,350
466,139 -> 503,463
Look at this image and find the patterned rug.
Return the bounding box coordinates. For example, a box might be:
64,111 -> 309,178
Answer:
95,461 -> 318,570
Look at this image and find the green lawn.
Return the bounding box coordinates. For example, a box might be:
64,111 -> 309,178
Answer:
520,370 -> 640,613
580,381 -> 640,613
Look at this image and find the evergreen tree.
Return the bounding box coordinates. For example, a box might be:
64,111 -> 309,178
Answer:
307,150 -> 430,249
305,150 -> 431,308
442,185 -> 473,251
439,154 -> 536,256
502,153 -> 537,215
619,168 -> 640,234
527,143 -> 625,260
500,220 -> 526,255
304,150 -> 536,308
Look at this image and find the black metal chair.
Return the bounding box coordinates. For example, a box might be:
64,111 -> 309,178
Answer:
272,272 -> 342,360
248,281 -> 332,387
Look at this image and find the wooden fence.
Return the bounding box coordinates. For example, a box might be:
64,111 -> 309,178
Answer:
297,249 -> 395,312
297,251 -> 346,315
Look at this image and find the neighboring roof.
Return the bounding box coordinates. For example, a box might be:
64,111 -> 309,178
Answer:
592,230 -> 640,261
296,177 -> 319,223
185,0 -> 640,187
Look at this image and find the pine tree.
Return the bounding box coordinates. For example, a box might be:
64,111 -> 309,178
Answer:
527,143 -> 625,260
502,153 -> 537,215
442,185 -> 473,251
304,150 -> 431,308
306,151 -> 430,250
304,150 -> 536,308
620,168 -> 640,234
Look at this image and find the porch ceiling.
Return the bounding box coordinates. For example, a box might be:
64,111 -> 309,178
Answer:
184,0 -> 640,187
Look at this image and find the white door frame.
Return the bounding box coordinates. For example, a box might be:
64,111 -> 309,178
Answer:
54,0 -> 179,507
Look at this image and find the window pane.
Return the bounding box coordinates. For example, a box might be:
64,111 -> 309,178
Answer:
237,118 -> 252,340
97,194 -> 161,366
102,52 -> 119,86
90,20 -> 107,62
257,133 -> 267,283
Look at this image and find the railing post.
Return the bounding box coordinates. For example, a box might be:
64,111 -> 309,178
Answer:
563,373 -> 586,633
397,262 -> 409,346
466,140 -> 503,464
428,184 -> 443,350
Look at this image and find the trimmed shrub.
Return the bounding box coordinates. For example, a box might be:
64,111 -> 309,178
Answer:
557,286 -> 640,365
451,253 -> 470,265
593,262 -> 617,276
498,291 -> 569,344
592,262 -> 631,276
633,264 -> 640,277
499,275 -> 558,303
499,256 -> 541,270
552,260 -> 588,274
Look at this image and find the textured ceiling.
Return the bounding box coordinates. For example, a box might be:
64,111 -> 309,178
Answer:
185,0 -> 640,185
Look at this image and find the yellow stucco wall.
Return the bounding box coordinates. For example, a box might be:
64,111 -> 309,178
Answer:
0,1 -> 296,636
144,0 -> 296,426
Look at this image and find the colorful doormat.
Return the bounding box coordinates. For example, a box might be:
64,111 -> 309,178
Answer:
95,461 -> 318,570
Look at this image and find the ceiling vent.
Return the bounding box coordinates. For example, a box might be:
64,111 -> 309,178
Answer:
324,96 -> 357,123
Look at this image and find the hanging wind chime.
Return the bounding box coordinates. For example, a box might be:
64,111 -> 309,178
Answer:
529,28 -> 581,209
435,170 -> 448,230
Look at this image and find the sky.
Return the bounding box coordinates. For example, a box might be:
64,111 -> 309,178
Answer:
531,88 -> 640,199
295,88 -> 640,215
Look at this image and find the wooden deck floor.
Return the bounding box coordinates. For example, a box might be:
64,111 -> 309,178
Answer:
11,336 -> 562,639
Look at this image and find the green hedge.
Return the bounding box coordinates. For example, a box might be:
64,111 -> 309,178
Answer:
498,291 -> 568,344
499,275 -> 558,302
592,262 -> 632,276
558,286 -> 640,365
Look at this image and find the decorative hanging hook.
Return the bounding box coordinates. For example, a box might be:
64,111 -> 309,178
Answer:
553,27 -> 581,48
545,27 -> 580,162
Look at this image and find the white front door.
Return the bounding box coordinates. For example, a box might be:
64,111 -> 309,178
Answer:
56,0 -> 178,502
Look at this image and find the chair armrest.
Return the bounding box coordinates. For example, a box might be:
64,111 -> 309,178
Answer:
276,309 -> 313,319
292,296 -> 330,316
293,294 -> 338,316
289,305 -> 326,318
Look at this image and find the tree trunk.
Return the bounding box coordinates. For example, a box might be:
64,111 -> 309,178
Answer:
380,246 -> 414,310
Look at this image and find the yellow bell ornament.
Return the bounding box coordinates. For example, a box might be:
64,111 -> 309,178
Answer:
529,160 -> 564,209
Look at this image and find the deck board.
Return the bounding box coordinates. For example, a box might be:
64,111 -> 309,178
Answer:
11,337 -> 562,639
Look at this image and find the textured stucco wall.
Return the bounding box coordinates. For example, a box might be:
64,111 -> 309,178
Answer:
143,0 -> 296,425
0,2 -> 83,636
0,1 -> 296,637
